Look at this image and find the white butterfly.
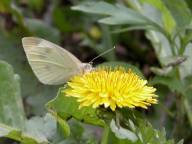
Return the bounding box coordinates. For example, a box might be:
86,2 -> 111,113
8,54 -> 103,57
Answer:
22,37 -> 92,85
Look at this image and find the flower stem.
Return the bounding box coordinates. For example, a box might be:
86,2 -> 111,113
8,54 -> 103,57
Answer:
101,125 -> 110,144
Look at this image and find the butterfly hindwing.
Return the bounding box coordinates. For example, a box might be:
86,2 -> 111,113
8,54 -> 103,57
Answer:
22,37 -> 82,85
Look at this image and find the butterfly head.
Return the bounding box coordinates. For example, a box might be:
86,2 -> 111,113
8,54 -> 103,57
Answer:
81,63 -> 93,73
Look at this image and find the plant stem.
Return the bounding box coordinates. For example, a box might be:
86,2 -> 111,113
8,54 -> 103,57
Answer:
184,97 -> 192,127
101,125 -> 110,144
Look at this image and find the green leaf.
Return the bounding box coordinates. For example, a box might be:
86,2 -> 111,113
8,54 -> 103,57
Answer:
25,18 -> 60,44
151,75 -> 183,92
0,61 -> 25,130
110,119 -> 138,142
150,67 -> 172,76
177,139 -> 184,144
24,113 -> 59,143
137,120 -> 175,144
0,113 -> 59,144
109,117 -> 178,144
111,25 -> 157,33
179,43 -> 192,79
0,61 -> 59,143
140,0 -> 176,34
127,0 -> 192,79
162,0 -> 191,27
49,110 -> 70,138
72,1 -> 151,25
0,0 -> 11,12
97,61 -> 144,79
182,75 -> 192,127
0,123 -> 39,144
46,88 -> 105,127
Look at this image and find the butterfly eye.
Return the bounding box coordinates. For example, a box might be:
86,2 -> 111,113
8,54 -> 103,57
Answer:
82,63 -> 92,73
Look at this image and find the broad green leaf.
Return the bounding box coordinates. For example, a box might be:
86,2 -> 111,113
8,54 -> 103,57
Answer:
46,88 -> 105,127
72,1 -> 151,25
72,1 -> 117,15
0,61 -> 25,130
162,0 -> 191,27
127,1 -> 172,53
140,0 -> 176,34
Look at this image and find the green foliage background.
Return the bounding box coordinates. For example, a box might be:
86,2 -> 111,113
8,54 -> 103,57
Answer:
0,0 -> 192,144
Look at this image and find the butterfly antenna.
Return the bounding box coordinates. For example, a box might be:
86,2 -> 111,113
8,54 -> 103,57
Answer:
89,46 -> 116,63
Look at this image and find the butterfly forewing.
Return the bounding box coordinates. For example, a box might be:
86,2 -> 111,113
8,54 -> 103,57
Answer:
22,37 -> 82,85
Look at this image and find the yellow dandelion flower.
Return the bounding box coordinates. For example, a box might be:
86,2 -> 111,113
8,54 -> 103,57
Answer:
64,67 -> 157,111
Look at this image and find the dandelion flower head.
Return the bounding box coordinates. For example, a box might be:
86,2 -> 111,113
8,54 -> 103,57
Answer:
64,67 -> 157,111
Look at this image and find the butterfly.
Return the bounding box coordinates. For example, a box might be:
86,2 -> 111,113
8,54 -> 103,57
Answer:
22,37 -> 92,85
